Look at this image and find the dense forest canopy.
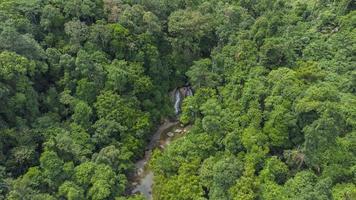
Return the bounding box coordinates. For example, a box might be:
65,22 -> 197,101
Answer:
0,0 -> 355,199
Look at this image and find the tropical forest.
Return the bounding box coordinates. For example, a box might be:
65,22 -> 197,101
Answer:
0,0 -> 355,199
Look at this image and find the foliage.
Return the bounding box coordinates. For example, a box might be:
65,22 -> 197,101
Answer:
0,0 -> 354,200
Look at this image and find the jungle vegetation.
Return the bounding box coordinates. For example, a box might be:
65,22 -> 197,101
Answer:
0,0 -> 355,200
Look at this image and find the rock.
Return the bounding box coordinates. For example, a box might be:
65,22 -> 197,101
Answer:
137,168 -> 143,175
167,132 -> 174,137
174,129 -> 182,133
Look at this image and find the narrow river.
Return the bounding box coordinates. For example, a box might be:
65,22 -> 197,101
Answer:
130,119 -> 188,199
130,86 -> 193,199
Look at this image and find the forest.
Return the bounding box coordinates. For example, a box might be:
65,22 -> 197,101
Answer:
0,0 -> 355,199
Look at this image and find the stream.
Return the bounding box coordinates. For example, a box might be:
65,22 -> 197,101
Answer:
131,120 -> 182,199
130,86 -> 193,199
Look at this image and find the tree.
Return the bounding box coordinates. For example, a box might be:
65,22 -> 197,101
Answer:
215,4 -> 253,42
259,157 -> 288,184
104,60 -> 153,95
43,125 -> 93,162
332,183 -> 356,200
74,50 -> 107,86
0,166 -> 8,199
64,20 -> 89,48
118,5 -> 162,36
259,37 -> 295,69
40,150 -> 65,190
283,171 -> 332,200
73,162 -> 126,199
40,5 -> 64,31
58,181 -> 85,200
260,181 -> 287,200
200,155 -> 244,200
186,59 -> 220,89
92,118 -> 127,148
168,9 -> 215,66
1,128 -> 42,177
75,78 -> 98,104
0,27 -> 46,60
72,101 -> 92,129
92,145 -> 131,173
63,0 -> 104,22
154,161 -> 205,200
0,51 -> 40,127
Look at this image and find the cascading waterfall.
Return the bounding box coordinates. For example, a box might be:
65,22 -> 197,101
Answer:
174,86 -> 193,115
186,87 -> 193,97
174,89 -> 182,115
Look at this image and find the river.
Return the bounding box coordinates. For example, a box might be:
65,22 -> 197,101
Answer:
130,86 -> 193,199
131,120 -> 187,199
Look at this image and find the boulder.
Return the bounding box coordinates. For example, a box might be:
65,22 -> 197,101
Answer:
137,168 -> 143,175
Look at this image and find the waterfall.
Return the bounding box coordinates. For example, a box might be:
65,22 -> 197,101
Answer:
186,87 -> 193,96
174,90 -> 182,115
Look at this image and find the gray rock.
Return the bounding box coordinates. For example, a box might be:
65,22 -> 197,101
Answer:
137,168 -> 143,175
174,129 -> 182,133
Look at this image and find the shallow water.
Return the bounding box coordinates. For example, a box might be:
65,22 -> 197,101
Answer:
132,172 -> 154,199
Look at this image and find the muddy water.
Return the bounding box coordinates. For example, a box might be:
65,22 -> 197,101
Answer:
131,120 -> 184,199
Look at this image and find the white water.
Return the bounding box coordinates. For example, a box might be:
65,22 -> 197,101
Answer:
174,90 -> 182,114
186,87 -> 193,96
